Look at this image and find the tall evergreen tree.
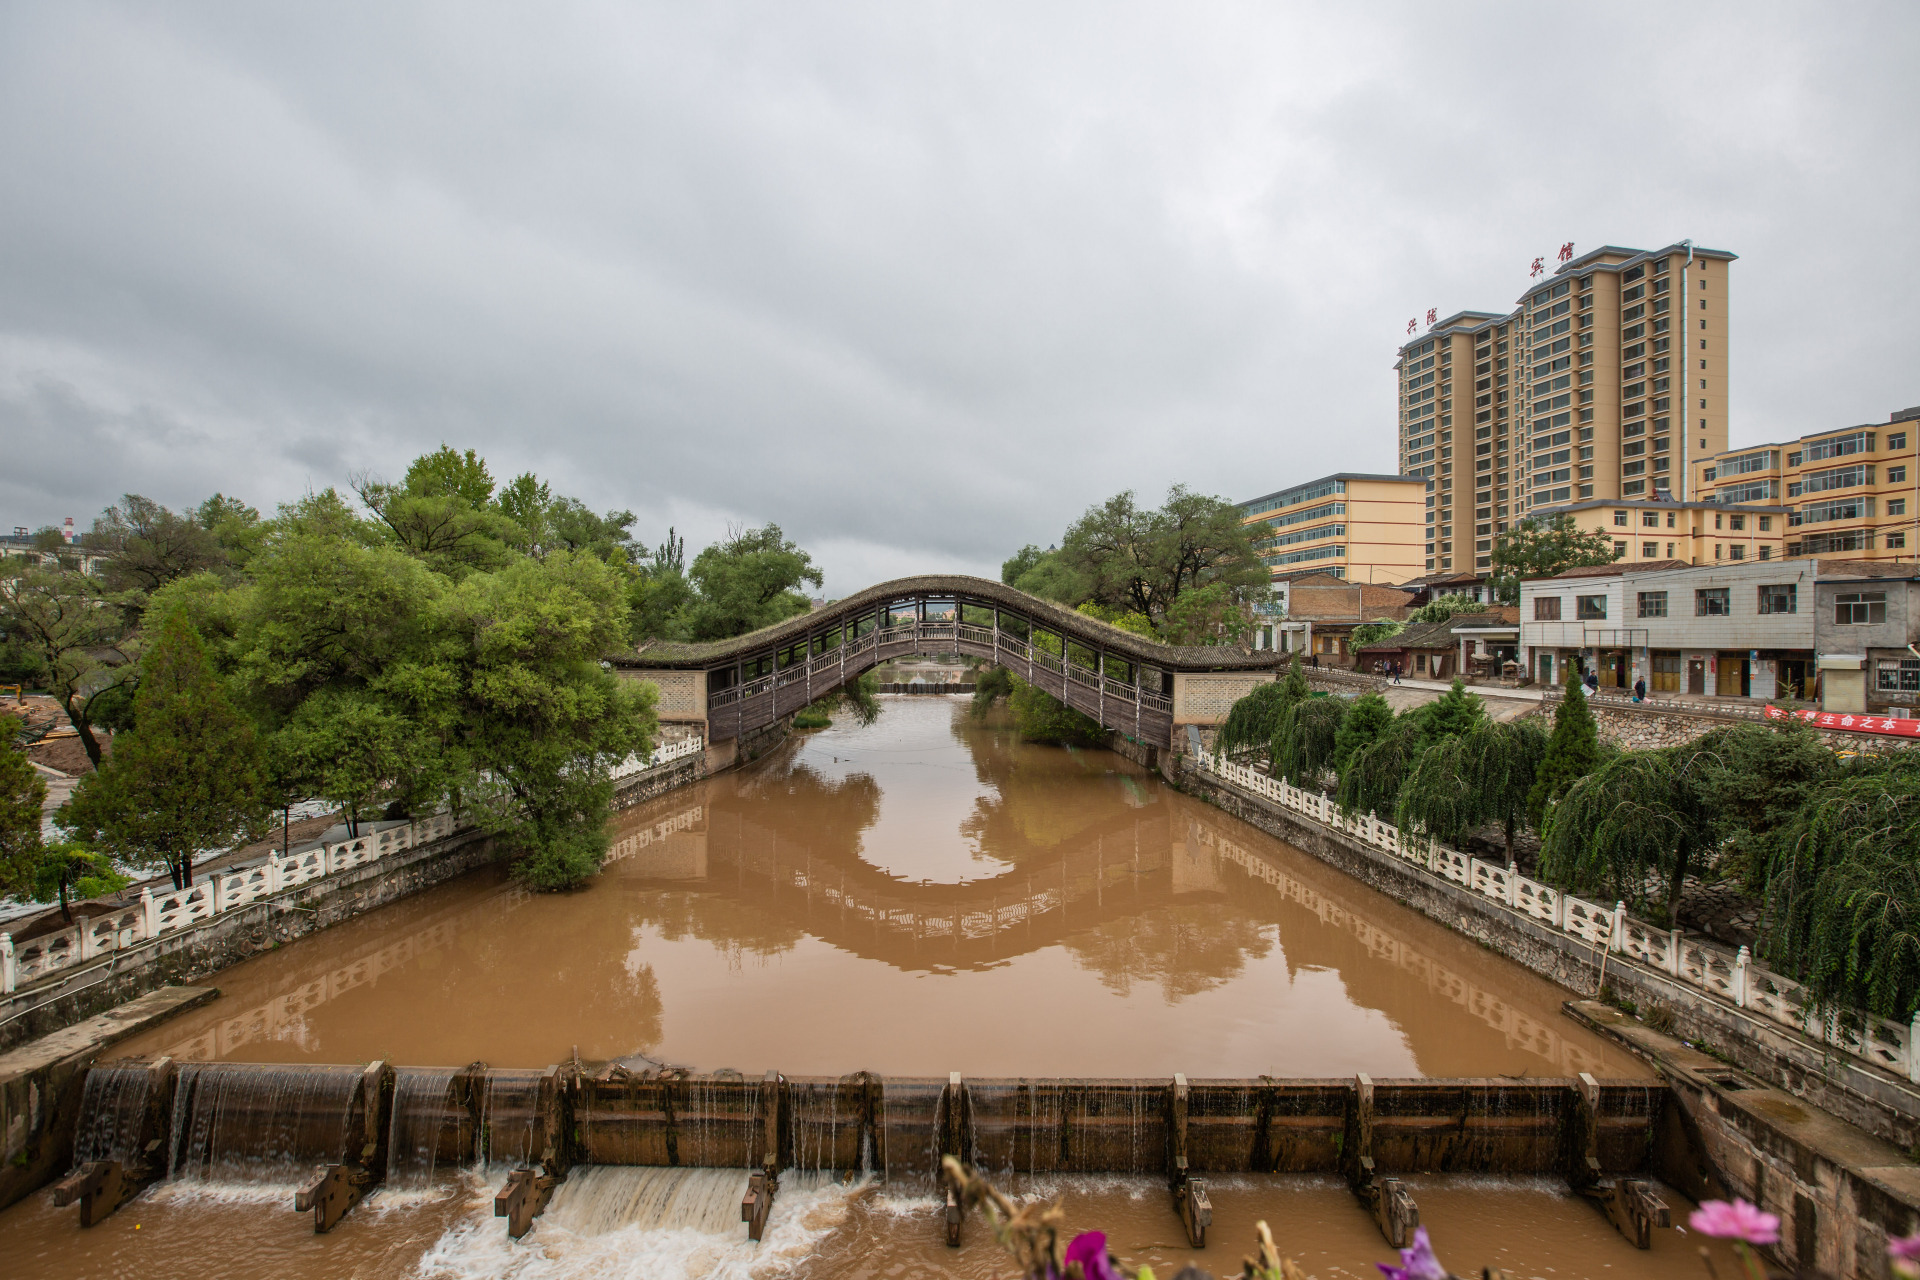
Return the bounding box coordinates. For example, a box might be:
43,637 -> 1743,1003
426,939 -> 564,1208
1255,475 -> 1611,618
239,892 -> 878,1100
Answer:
1527,665 -> 1600,829
1416,676 -> 1487,740
1332,691 -> 1394,774
60,614 -> 267,888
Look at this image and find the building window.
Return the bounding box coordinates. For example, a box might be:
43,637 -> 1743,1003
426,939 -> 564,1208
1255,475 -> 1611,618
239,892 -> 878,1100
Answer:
1878,658 -> 1920,693
1892,531 -> 1909,550
1759,516 -> 1771,531
1666,541 -> 1676,557
1834,591 -> 1887,625
1892,433 -> 1909,451
1642,542 -> 1658,558
1696,588 -> 1731,617
1730,545 -> 1745,560
1891,499 -> 1908,517
1576,595 -> 1607,620
1534,596 -> 1562,621
1641,511 -> 1660,528
1759,546 -> 1772,560
1758,584 -> 1796,615
1638,591 -> 1669,619
1613,510 -> 1628,526
1613,540 -> 1627,557
1890,466 -> 1908,484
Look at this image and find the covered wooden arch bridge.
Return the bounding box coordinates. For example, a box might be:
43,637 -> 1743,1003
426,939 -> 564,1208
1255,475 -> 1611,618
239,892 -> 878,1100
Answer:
613,575 -> 1286,750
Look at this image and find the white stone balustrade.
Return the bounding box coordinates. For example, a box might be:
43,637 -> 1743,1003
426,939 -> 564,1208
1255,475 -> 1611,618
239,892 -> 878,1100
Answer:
1196,750 -> 1920,1084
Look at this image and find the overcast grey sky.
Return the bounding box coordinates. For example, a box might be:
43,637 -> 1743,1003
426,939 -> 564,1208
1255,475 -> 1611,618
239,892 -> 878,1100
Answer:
3,2 -> 1916,594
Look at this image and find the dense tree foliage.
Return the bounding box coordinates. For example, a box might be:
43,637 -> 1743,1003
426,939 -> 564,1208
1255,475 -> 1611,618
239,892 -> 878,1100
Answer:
1272,696 -> 1346,785
1486,514 -> 1619,605
1004,486 -> 1269,635
1763,757 -> 1920,1018
0,715 -> 47,899
679,525 -> 823,641
1214,657 -> 1307,762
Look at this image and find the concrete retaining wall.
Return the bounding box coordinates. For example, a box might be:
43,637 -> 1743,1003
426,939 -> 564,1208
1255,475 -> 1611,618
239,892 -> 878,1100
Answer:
0,986 -> 216,1212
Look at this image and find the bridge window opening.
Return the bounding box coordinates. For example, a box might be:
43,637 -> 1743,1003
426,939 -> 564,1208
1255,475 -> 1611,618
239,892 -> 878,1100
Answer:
1068,641 -> 1099,672
1000,614 -> 1031,641
853,614 -> 877,637
960,602 -> 995,628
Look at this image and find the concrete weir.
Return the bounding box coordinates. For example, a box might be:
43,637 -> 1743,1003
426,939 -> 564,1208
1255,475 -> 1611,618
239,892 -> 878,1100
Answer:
35,1057 -> 1682,1254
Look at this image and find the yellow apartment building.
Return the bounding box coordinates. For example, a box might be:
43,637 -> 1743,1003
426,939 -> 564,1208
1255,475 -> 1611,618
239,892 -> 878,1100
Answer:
1397,241 -> 1734,577
1534,496 -> 1788,566
1237,473 -> 1425,585
1693,405 -> 1920,563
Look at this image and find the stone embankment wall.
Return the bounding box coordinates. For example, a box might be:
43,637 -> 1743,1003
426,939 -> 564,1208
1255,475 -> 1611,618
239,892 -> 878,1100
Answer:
0,828 -> 499,1054
0,747 -> 732,1054
1175,761 -> 1920,1153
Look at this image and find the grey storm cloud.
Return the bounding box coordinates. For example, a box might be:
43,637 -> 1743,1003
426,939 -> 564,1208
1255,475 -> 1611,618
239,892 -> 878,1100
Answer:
2,1 -> 1916,593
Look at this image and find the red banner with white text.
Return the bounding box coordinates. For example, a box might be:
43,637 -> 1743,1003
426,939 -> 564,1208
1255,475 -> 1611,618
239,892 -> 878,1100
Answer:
1766,704 -> 1920,738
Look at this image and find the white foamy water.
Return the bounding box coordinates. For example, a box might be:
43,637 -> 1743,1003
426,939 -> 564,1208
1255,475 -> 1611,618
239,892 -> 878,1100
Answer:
415,1167 -> 866,1280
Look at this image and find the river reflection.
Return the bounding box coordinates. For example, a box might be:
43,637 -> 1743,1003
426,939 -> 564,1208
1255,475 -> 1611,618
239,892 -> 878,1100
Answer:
115,698 -> 1640,1078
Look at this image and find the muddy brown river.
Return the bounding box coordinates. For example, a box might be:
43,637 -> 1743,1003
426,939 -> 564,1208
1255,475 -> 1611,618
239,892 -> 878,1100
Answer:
4,698 -> 1728,1278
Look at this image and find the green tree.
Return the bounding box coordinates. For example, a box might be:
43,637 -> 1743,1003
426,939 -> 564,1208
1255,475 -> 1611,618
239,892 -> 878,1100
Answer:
1008,547 -> 1090,606
1763,758 -> 1920,1017
443,551 -> 659,889
1215,657 -> 1308,762
354,447 -> 522,577
1336,712 -> 1429,817
1008,675 -> 1105,747
1487,514 -> 1619,605
1157,580 -> 1256,646
679,525 -> 823,641
971,666 -> 1017,719
1527,666 -> 1601,829
1538,748 -> 1713,923
60,614 -> 267,888
1272,696 -> 1346,784
1415,676 -> 1486,740
195,494 -> 266,569
277,688 -> 440,835
1396,719 -> 1546,860
1053,486 -> 1269,622
0,716 -> 46,899
84,494 -> 228,608
1001,544 -> 1048,586
1688,720 -> 1837,890
31,842 -> 129,923
1332,691 -> 1393,773
0,566 -> 136,767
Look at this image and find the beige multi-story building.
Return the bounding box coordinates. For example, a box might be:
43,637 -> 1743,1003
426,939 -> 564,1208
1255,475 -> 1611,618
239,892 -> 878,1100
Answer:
1539,497 -> 1789,566
1237,472 -> 1425,585
1397,241 -> 1735,576
1693,405 -> 1920,563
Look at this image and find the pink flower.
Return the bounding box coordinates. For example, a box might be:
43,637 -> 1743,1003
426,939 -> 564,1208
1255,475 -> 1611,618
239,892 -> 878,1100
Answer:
1376,1226 -> 1447,1280
1689,1199 -> 1781,1245
1891,1230 -> 1920,1262
1064,1231 -> 1120,1280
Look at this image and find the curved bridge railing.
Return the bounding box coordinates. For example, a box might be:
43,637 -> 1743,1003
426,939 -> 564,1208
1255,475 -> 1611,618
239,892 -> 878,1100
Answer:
616,576 -> 1283,748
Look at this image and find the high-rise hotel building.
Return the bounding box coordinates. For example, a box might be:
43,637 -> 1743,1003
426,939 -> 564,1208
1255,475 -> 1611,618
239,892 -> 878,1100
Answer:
1396,242 -> 1735,575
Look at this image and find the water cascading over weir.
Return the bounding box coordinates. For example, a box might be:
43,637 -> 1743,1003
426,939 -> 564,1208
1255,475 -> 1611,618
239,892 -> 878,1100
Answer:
54,1057 -> 1687,1253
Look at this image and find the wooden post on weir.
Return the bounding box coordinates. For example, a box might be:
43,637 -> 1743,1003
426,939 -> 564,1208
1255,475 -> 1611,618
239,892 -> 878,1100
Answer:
1566,1071 -> 1670,1249
1344,1072 -> 1419,1249
1166,1073 -> 1212,1247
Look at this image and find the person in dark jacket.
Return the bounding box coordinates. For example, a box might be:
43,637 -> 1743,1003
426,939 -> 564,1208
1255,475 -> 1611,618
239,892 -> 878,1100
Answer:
1633,676 -> 1647,702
